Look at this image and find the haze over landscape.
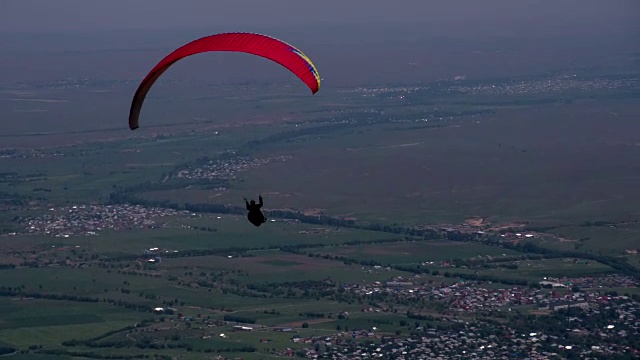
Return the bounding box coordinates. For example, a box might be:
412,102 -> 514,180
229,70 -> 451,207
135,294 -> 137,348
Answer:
1,1 -> 640,359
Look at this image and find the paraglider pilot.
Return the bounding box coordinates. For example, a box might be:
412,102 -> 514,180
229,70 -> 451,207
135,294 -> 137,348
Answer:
244,195 -> 267,227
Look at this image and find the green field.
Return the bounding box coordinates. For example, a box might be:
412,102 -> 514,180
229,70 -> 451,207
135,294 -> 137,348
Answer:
0,213 -> 395,255
546,225 -> 640,255
0,298 -> 145,347
452,258 -> 615,282
304,240 -> 525,265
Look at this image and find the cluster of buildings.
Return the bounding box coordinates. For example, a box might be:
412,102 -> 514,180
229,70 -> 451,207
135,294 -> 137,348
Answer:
448,75 -> 638,96
540,274 -> 639,289
175,155 -> 292,181
0,149 -> 64,159
335,74 -> 638,100
343,275 -> 637,313
337,85 -> 427,97
20,204 -> 189,237
143,289 -> 639,360
291,319 -> 639,359
19,77 -> 129,90
283,294 -> 640,359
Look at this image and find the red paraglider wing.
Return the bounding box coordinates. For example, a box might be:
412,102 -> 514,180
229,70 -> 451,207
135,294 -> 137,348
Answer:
129,32 -> 321,130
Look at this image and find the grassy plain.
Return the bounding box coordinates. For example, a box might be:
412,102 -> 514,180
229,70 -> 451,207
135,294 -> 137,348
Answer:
0,124 -> 280,205
138,99 -> 640,237
311,102 -> 634,222
451,258 -> 615,282
303,240 -> 525,265
0,297 -> 145,347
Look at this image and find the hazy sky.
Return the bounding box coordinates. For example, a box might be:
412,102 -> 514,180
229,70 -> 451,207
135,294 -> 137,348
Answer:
1,0 -> 638,34
0,0 -> 638,137
0,0 -> 638,86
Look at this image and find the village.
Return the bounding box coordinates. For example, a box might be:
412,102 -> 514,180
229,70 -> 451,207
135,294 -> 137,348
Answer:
341,274 -> 639,314
147,286 -> 640,360
340,74 -> 639,99
14,204 -> 190,237
286,309 -> 640,359
174,155 -> 292,181
142,272 -> 639,359
447,74 -> 638,96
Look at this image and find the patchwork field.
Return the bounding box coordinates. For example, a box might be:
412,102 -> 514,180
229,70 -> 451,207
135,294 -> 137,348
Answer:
2,68 -> 639,358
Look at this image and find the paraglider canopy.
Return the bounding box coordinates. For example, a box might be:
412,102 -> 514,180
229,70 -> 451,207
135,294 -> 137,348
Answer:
128,32 -> 321,130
